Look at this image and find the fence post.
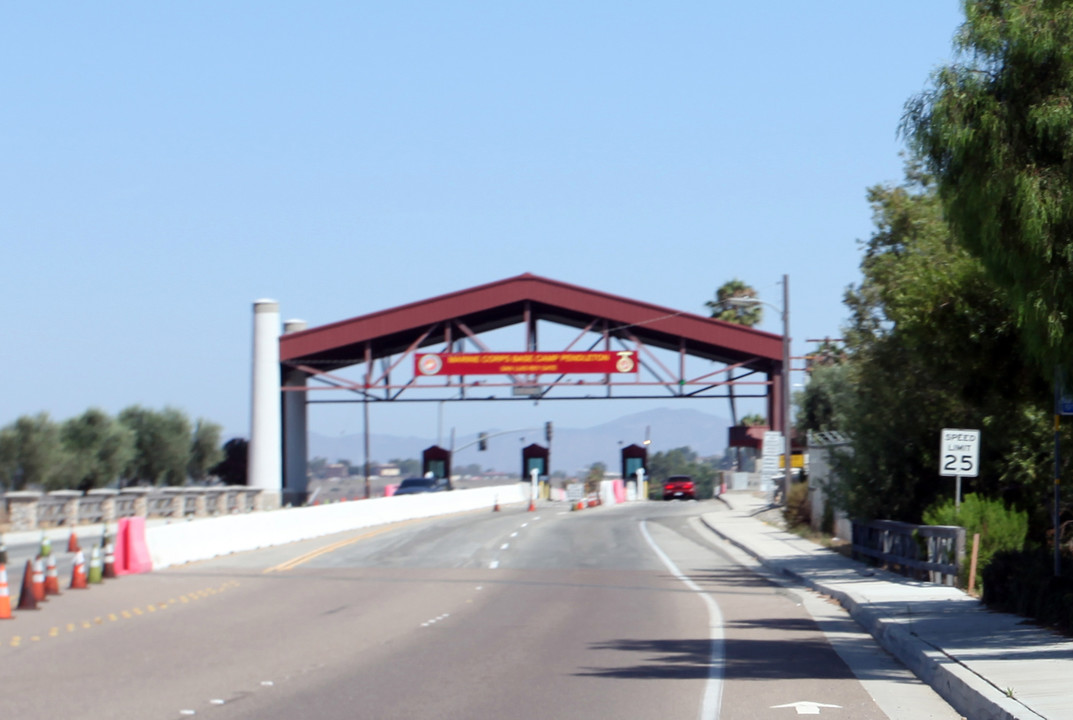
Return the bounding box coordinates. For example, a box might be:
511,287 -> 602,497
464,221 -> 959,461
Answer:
50,490 -> 82,527
5,491 -> 42,531
120,487 -> 151,518
190,488 -> 208,518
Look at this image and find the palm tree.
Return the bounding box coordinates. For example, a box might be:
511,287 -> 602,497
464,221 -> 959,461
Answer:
707,279 -> 762,470
705,279 -> 763,327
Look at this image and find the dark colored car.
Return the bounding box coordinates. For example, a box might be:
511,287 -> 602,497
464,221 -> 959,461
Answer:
662,475 -> 695,501
393,476 -> 451,496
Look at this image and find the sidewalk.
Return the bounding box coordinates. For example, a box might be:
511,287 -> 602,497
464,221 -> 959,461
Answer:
702,491 -> 1072,720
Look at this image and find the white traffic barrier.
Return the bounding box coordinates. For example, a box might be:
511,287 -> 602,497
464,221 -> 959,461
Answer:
146,483 -> 529,570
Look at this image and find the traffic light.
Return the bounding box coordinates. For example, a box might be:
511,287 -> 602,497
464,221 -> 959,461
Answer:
478,432 -> 488,451
545,421 -> 553,444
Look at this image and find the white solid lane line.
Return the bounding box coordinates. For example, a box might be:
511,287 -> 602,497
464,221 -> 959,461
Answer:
639,520 -> 725,720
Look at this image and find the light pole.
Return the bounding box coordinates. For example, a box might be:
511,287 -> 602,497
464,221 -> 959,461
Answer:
726,275 -> 792,505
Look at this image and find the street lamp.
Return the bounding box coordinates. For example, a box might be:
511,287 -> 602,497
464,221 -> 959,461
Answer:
725,275 -> 792,506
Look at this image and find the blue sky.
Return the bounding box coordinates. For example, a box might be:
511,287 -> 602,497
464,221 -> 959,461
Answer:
2,2 -> 964,451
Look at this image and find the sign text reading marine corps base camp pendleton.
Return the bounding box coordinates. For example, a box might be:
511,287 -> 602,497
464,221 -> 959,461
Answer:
415,351 -> 638,376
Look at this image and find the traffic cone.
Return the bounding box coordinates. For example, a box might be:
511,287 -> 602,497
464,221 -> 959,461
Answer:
493,495 -> 500,512
88,547 -> 103,584
44,553 -> 61,596
0,564 -> 12,619
67,530 -> 80,553
528,499 -> 536,512
70,550 -> 88,590
40,534 -> 52,558
32,557 -> 47,602
16,560 -> 37,611
102,540 -> 117,579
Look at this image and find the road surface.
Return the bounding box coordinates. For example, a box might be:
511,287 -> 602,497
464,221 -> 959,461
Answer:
1,500 -> 961,719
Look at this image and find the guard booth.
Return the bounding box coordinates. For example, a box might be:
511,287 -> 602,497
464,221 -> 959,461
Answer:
521,443 -> 548,481
422,445 -> 452,486
621,443 -> 647,481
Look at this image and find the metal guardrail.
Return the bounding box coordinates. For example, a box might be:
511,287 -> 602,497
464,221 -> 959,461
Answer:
852,519 -> 966,585
78,497 -> 106,524
2,487 -> 264,531
37,496 -> 67,526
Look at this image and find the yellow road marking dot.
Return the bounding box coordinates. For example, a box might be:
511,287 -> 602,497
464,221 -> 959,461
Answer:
133,608 -> 143,615
180,596 -> 189,603
109,614 -> 118,621
10,638 -> 20,647
31,636 -> 40,642
67,623 -> 76,632
94,617 -> 103,624
49,628 -> 59,637
121,611 -> 132,619
82,621 -> 91,629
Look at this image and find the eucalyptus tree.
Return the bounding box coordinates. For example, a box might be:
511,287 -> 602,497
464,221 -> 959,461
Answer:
0,413 -> 64,490
58,408 -> 135,491
188,418 -> 224,484
119,406 -> 193,486
903,0 -> 1073,378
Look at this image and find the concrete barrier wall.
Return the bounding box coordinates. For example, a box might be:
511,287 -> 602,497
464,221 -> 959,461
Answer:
146,483 -> 529,570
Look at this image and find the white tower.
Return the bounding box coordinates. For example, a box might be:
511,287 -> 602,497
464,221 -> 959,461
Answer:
249,299 -> 282,508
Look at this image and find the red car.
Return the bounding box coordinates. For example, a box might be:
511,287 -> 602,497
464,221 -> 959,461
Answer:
662,475 -> 695,501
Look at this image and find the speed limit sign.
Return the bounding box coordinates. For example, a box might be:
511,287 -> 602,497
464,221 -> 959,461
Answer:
939,428 -> 980,478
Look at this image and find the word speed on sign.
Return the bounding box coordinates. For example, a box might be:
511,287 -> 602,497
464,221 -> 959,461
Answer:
939,428 -> 980,477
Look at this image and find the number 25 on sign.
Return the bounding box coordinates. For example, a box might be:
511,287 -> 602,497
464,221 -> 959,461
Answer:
940,428 -> 980,478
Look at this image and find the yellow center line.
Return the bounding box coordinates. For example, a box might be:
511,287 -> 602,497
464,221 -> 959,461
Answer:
265,521 -> 420,573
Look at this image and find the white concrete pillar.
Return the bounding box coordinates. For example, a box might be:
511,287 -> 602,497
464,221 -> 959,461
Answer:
249,300 -> 282,507
282,319 -> 309,506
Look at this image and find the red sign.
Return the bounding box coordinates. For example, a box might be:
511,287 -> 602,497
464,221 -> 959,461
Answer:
415,351 -> 638,376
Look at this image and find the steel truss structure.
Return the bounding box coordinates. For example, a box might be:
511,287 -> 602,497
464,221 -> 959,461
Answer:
279,273 -> 787,423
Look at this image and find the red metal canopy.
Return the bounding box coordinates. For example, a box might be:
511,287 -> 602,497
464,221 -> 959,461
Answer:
282,273 -> 781,368
279,273 -> 785,422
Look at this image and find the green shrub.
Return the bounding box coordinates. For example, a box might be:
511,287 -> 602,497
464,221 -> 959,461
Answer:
982,548 -> 1073,635
922,493 -> 1027,582
783,482 -> 811,528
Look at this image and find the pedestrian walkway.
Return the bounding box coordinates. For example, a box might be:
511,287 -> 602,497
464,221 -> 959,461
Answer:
702,492 -> 1072,720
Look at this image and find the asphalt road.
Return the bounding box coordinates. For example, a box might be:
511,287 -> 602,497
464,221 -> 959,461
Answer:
0,500 -> 962,719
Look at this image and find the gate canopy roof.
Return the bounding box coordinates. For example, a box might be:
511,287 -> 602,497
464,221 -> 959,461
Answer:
280,273 -> 783,374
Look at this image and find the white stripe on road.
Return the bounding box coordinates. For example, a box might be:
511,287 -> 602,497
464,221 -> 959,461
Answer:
489,560 -> 499,569
639,520 -> 724,720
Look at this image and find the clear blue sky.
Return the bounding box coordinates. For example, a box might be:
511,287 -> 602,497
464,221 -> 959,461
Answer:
2,2 -> 964,449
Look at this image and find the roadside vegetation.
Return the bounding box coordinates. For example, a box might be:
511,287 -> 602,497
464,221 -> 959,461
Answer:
0,407 -> 240,490
791,0 -> 1073,633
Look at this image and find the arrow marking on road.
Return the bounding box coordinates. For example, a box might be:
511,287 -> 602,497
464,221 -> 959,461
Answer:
771,701 -> 843,715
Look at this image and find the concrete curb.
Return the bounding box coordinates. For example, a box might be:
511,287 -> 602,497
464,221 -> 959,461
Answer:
699,511 -> 1033,720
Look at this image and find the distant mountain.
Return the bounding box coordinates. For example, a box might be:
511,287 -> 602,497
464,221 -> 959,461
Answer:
309,407 -> 731,477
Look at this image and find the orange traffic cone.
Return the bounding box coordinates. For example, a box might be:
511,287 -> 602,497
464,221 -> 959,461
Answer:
528,499 -> 536,512
102,541 -> 117,579
69,550 -> 88,590
44,554 -> 61,596
32,557 -> 47,602
493,495 -> 500,512
17,560 -> 38,610
67,530 -> 80,553
0,564 -> 12,619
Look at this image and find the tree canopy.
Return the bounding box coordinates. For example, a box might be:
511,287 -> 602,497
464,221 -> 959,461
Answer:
903,0 -> 1073,378
705,279 -> 763,327
804,160 -> 1056,530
